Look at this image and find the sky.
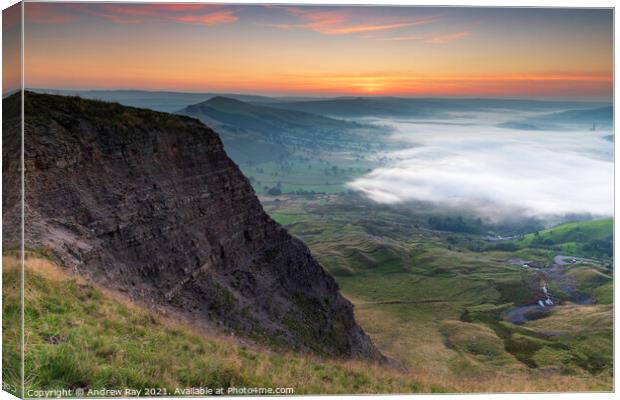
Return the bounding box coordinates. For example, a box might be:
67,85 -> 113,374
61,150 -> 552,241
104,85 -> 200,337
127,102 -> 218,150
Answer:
15,4 -> 614,99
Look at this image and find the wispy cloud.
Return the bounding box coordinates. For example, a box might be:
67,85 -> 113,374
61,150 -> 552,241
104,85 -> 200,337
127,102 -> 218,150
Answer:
377,31 -> 472,44
25,3 -> 239,26
327,21 -> 426,34
168,10 -> 238,26
262,7 -> 437,35
425,31 -> 472,44
95,4 -> 239,26
377,35 -> 425,42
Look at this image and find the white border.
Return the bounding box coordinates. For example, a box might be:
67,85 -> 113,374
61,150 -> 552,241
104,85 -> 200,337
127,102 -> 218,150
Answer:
0,2 -> 616,400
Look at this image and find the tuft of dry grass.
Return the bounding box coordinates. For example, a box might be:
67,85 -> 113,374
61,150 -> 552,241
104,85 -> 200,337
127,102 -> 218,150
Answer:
525,304 -> 612,335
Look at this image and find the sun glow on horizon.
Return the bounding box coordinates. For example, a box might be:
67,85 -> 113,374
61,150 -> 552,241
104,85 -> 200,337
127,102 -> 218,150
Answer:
20,4 -> 613,100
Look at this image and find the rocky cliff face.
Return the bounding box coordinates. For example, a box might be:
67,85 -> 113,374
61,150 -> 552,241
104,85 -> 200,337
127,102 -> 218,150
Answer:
2,92 -> 383,360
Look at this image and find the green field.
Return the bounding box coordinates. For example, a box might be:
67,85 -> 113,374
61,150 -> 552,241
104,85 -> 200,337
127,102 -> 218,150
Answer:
239,155 -> 377,195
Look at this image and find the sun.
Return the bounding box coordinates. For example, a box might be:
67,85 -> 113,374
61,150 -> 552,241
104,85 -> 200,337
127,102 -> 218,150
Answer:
356,78 -> 386,94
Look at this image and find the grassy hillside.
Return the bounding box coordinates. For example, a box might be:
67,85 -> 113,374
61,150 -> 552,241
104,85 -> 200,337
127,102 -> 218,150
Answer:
3,252 -> 611,394
517,219 -> 613,259
261,195 -> 613,391
3,254 -> 417,396
520,219 -> 612,243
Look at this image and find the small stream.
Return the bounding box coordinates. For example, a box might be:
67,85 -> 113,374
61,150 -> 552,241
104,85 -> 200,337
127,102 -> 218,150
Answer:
504,279 -> 554,325
539,281 -> 554,307
504,255 -> 592,325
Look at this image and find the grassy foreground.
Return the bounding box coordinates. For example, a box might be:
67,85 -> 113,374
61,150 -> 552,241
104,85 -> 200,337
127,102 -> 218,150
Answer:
3,254 -> 417,396
3,254 -> 612,395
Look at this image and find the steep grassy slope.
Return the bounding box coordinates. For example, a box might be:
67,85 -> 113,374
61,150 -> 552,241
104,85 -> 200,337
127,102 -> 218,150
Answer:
4,253 -> 611,395
4,254 -> 413,396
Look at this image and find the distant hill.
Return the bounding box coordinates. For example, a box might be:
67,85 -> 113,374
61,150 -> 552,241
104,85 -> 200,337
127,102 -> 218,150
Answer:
176,96 -> 385,164
30,89 -> 608,119
267,97 -> 609,119
178,96 -> 363,140
29,88 -> 313,113
267,97 -> 434,118
500,106 -> 613,131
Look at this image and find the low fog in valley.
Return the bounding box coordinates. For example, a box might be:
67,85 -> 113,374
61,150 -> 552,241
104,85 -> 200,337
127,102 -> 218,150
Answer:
348,110 -> 613,222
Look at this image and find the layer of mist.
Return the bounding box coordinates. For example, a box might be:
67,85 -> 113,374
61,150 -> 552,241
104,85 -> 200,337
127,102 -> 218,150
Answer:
348,110 -> 613,221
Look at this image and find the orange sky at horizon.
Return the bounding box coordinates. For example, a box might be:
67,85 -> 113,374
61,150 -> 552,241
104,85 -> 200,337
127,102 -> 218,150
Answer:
16,4 -> 614,100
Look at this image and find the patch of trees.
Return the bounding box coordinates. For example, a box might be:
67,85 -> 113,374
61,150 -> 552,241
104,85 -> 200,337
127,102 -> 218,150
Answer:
483,242 -> 520,252
531,236 -> 555,246
427,215 -> 484,234
267,182 -> 282,195
583,235 -> 613,257
293,189 -> 321,195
